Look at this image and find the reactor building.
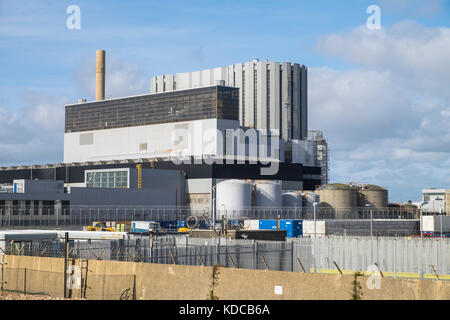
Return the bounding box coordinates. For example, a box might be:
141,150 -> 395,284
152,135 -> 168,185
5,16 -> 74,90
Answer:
0,51 -> 328,218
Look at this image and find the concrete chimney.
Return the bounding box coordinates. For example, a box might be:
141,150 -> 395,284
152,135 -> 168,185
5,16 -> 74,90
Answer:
96,50 -> 105,101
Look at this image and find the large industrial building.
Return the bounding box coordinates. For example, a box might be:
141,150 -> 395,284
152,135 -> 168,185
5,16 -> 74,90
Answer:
151,59 -> 308,141
0,50 -> 326,219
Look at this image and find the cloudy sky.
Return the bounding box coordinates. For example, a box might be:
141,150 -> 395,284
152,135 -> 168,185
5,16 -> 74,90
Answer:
0,0 -> 449,202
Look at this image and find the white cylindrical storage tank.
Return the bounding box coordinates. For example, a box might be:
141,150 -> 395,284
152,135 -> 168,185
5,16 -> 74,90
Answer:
253,181 -> 282,208
215,180 -> 252,218
282,192 -> 302,208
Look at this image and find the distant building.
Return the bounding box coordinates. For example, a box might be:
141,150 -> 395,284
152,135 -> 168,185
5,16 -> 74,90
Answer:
422,188 -> 448,214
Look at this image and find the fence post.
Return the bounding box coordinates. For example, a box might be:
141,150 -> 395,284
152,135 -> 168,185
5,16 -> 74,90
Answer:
24,268 -> 27,295
1,255 -> 6,291
313,238 -> 316,273
79,259 -> 83,299
63,232 -> 69,298
420,238 -> 424,280
83,259 -> 88,299
431,265 -> 440,281
374,262 -> 384,278
291,241 -> 294,272
169,248 -> 176,265
216,242 -> 220,266
197,252 -> 205,266
133,275 -> 137,300
253,240 -> 257,270
393,240 -> 396,279
227,254 -> 236,268
333,261 -> 343,275
297,258 -> 306,272
261,256 -> 269,270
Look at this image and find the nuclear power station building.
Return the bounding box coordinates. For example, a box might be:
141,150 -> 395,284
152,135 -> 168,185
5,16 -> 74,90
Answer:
0,51 -> 329,217
151,59 -> 308,141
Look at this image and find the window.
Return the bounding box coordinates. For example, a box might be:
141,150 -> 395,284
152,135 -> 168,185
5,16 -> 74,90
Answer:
86,170 -> 128,188
65,86 -> 239,133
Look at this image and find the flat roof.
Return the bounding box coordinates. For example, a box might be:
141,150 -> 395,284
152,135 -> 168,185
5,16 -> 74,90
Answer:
66,84 -> 237,107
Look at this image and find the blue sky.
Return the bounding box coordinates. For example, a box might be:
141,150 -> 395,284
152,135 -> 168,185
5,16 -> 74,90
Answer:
1,0 -> 450,202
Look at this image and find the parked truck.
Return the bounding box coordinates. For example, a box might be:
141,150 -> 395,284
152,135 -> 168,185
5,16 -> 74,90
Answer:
130,221 -> 160,234
86,221 -> 115,232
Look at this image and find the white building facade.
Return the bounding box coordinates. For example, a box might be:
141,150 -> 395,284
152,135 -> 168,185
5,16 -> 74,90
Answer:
422,188 -> 448,214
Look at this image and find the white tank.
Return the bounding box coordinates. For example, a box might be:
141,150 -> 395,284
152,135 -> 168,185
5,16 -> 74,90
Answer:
253,181 -> 282,208
282,192 -> 302,208
215,180 -> 252,218
303,191 -> 320,210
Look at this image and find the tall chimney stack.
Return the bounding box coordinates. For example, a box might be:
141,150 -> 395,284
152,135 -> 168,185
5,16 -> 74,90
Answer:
96,50 -> 105,101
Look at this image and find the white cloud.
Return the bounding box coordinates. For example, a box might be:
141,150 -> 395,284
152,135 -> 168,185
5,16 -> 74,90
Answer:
0,92 -> 68,166
311,22 -> 450,201
75,53 -> 149,100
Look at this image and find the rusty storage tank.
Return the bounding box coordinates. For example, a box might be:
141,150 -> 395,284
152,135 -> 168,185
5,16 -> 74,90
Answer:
359,184 -> 388,208
316,183 -> 358,218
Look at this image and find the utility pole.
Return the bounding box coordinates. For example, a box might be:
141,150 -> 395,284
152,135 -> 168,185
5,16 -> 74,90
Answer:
63,232 -> 69,299
313,202 -> 318,238
420,205 -> 423,240
370,209 -> 373,238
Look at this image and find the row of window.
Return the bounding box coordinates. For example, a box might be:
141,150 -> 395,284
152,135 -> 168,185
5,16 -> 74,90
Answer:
86,171 -> 128,188
66,87 -> 239,133
0,200 -> 70,215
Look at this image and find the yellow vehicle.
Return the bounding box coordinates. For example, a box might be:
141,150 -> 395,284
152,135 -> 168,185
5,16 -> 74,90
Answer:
177,227 -> 190,233
87,222 -> 115,232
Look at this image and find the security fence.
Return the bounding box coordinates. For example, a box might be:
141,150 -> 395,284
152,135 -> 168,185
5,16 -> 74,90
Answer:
0,205 -> 420,230
5,235 -> 450,281
0,266 -> 136,300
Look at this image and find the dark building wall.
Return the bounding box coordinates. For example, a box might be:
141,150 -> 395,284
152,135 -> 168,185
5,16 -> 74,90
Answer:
65,86 -> 239,133
0,161 -> 321,190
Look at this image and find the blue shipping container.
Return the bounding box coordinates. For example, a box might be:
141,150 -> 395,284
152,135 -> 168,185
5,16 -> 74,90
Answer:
259,220 -> 278,230
259,219 -> 303,238
158,220 -> 178,230
280,220 -> 303,238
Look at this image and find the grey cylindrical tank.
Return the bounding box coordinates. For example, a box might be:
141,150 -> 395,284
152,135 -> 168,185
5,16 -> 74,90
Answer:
253,180 -> 282,208
215,179 -> 252,218
359,184 -> 388,208
316,183 -> 358,218
282,192 -> 302,208
302,191 -> 320,210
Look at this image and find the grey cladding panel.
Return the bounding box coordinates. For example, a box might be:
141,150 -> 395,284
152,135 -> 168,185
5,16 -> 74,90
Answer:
79,133 -> 94,145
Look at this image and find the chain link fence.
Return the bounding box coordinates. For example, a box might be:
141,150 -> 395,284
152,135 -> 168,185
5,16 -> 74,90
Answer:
0,265 -> 136,300
0,205 -> 420,231
5,234 -> 449,280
